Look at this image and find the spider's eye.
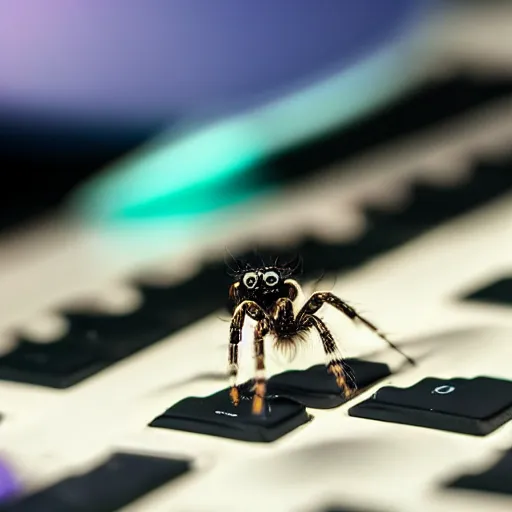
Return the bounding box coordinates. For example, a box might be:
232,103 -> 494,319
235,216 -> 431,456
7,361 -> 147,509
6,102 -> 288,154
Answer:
263,270 -> 279,286
243,272 -> 258,289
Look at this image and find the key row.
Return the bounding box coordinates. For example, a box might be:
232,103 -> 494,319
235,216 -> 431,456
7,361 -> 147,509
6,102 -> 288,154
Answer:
1,441 -> 511,509
1,353 -> 511,443
149,364 -> 512,441
0,361 -> 510,509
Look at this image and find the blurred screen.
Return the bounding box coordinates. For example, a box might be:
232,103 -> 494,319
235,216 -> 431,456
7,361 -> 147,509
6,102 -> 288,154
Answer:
0,0 -> 437,228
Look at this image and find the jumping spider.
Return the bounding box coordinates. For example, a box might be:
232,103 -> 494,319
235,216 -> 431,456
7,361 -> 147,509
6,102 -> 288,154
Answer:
227,258 -> 414,415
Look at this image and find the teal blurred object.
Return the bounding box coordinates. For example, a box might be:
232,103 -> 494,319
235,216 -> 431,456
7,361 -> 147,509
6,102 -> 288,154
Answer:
69,2 -> 437,222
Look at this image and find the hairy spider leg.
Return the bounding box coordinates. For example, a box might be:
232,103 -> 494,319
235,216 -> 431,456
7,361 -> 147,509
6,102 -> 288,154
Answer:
228,300 -> 269,406
302,314 -> 355,397
298,292 -> 415,365
252,318 -> 270,415
228,343 -> 239,405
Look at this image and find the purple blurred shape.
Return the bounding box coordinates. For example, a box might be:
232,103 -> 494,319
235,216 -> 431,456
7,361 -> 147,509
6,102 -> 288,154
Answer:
0,0 -> 434,123
0,459 -> 19,502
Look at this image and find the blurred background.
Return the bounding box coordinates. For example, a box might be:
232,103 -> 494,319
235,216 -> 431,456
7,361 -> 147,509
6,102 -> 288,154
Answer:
0,0 -> 511,233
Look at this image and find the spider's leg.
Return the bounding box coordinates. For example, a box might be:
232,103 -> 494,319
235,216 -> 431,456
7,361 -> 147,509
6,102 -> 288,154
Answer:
298,292 -> 415,365
228,343 -> 240,406
252,318 -> 270,415
301,314 -> 356,397
228,300 -> 269,406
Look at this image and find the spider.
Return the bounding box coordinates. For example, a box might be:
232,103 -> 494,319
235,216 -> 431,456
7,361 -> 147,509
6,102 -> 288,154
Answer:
227,258 -> 414,415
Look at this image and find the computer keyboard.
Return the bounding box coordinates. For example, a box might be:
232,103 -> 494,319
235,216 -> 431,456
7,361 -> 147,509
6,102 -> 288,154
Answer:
3,12 -> 512,503
0,83 -> 511,512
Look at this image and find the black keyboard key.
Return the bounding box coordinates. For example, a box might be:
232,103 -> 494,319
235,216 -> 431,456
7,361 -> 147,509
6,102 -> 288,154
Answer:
381,160 -> 512,229
0,311 -> 172,388
135,261 -> 230,326
349,377 -> 512,436
360,211 -> 421,251
149,388 -> 311,442
446,450 -> 512,496
463,277 -> 512,307
63,311 -> 172,361
0,340 -> 106,388
289,239 -> 362,277
266,359 -> 391,409
0,452 -> 190,511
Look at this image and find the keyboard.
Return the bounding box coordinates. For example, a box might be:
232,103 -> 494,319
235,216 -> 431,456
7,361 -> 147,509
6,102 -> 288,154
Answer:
1,7 -> 512,512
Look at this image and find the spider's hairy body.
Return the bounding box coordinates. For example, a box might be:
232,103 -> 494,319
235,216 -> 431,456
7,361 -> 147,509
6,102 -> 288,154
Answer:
226,257 -> 414,415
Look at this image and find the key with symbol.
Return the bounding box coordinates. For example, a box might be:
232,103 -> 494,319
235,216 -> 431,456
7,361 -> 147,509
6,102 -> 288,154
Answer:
348,377 -> 512,436
149,386 -> 311,443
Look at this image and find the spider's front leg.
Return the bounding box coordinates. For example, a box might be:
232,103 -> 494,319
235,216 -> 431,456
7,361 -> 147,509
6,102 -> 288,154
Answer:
228,300 -> 268,406
301,314 -> 355,398
298,292 -> 415,365
252,318 -> 270,415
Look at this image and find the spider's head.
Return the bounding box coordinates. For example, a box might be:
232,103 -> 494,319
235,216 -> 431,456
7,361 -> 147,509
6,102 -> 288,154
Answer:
228,258 -> 302,311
